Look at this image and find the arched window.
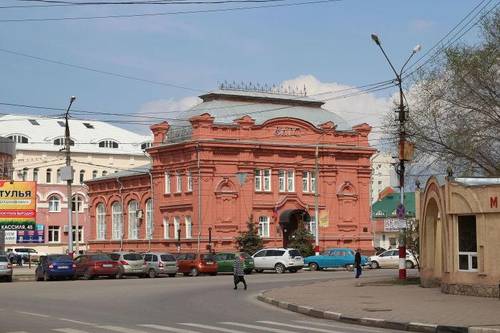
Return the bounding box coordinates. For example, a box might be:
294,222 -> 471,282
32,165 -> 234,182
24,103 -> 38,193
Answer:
102,171 -> 108,177
92,170 -> 98,179
98,140 -> 119,149
111,202 -> 122,240
79,170 -> 85,184
33,168 -> 39,182
128,200 -> 139,240
7,134 -> 28,143
141,142 -> 152,150
48,195 -> 61,212
56,169 -> 62,183
145,199 -> 153,240
53,137 -> 75,146
46,168 -> 52,183
21,168 -> 28,181
96,203 -> 106,240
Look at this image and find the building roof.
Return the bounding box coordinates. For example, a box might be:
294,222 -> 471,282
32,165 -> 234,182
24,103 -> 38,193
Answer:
0,115 -> 151,156
372,191 -> 416,219
453,178 -> 500,186
86,164 -> 151,183
169,89 -> 351,134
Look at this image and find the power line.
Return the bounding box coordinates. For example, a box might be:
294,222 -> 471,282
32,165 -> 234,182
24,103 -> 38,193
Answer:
0,0 -> 340,22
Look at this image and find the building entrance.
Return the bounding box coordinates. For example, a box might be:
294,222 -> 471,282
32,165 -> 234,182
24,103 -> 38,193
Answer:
279,209 -> 310,248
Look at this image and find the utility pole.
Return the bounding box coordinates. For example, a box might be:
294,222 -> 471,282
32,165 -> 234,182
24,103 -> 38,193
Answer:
371,34 -> 420,280
314,145 -> 320,256
63,96 -> 76,257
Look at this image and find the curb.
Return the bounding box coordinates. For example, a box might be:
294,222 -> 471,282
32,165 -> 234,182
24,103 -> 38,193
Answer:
13,275 -> 35,282
257,293 -> 500,333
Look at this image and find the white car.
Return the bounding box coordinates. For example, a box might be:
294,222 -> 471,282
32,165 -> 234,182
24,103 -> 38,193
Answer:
368,249 -> 418,269
252,248 -> 304,274
7,247 -> 45,263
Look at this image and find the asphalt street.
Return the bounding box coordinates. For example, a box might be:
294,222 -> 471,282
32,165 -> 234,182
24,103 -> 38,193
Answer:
0,269 -> 405,333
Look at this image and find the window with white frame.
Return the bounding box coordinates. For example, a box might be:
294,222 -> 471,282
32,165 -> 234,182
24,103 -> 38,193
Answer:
185,216 -> 192,239
165,172 -> 171,194
48,195 -> 61,212
458,215 -> 478,271
48,226 -> 60,243
287,170 -> 295,192
263,169 -> 271,191
21,168 -> 28,181
173,216 -> 181,240
72,195 -> 84,213
279,170 -> 286,192
309,215 -> 316,236
96,203 -> 106,240
163,217 -> 169,239
56,169 -> 62,183
145,199 -> 153,240
92,170 -> 98,179
111,202 -> 122,240
176,172 -> 182,193
302,171 -> 310,192
33,168 -> 38,182
128,200 -> 139,240
254,169 -> 262,191
258,216 -> 270,238
311,171 -> 316,193
46,168 -> 52,183
187,171 -> 193,192
72,226 -> 83,243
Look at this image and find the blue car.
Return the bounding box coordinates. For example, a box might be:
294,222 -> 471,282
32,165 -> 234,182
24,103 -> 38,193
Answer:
304,248 -> 368,271
36,254 -> 76,281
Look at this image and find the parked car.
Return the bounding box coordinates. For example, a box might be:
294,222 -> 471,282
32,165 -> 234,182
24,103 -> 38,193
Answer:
0,255 -> 13,282
35,254 -> 76,281
374,247 -> 386,255
108,252 -> 147,278
252,248 -> 304,274
368,249 -> 418,269
74,253 -> 119,279
143,252 -> 178,278
214,252 -> 254,274
176,253 -> 218,276
304,248 -> 368,271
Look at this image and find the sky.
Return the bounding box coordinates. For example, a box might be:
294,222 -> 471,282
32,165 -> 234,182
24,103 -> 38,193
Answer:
0,0 -> 491,140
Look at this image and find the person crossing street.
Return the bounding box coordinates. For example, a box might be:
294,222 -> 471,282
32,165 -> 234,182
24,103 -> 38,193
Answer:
233,252 -> 247,290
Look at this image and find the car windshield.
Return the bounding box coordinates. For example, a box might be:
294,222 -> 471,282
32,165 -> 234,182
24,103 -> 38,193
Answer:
0,256 -> 7,262
200,254 -> 215,261
123,253 -> 143,261
108,253 -> 121,261
90,254 -> 111,261
288,250 -> 301,258
48,255 -> 72,261
160,254 -> 175,261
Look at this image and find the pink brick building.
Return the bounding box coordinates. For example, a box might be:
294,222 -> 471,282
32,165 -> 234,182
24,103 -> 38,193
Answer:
87,89 -> 375,254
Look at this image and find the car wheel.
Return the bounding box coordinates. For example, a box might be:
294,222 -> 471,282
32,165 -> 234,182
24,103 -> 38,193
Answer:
168,273 -> 176,277
274,263 -> 285,274
405,260 -> 414,269
148,269 -> 157,278
370,261 -> 379,269
289,268 -> 297,273
345,264 -> 354,271
84,269 -> 93,280
190,268 -> 199,277
43,271 -> 51,282
309,262 -> 319,271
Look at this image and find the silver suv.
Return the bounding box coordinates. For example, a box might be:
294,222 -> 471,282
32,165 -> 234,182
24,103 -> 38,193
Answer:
0,255 -> 13,282
108,252 -> 147,278
252,248 -> 304,274
143,252 -> 178,278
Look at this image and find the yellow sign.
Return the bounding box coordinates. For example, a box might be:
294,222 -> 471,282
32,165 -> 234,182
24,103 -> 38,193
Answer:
319,211 -> 329,228
0,181 -> 37,230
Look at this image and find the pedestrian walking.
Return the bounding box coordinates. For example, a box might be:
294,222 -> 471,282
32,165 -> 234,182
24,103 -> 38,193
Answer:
354,249 -> 362,286
7,251 -> 15,264
233,252 -> 247,290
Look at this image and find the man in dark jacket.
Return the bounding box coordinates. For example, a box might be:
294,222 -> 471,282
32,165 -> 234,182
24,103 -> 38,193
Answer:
354,249 -> 362,280
233,253 -> 247,290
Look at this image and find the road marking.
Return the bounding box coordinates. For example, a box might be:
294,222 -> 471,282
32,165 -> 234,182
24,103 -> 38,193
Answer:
180,323 -> 251,333
97,326 -> 150,333
258,321 -> 344,333
294,320 -> 385,333
220,322 -> 295,333
58,318 -> 97,326
138,324 -> 202,333
5,331 -> 29,333
17,311 -> 50,318
53,328 -> 91,333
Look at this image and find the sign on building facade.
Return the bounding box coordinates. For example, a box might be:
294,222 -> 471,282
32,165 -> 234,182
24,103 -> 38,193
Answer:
0,181 -> 37,231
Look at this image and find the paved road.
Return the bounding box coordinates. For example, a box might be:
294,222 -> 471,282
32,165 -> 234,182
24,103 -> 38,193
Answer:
0,269 -> 405,333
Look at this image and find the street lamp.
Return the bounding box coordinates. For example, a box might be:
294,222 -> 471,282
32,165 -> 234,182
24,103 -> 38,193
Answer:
63,96 -> 76,257
371,34 -> 420,280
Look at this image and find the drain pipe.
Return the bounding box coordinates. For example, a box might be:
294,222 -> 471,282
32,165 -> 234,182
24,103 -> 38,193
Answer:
117,177 -> 124,251
148,168 -> 154,252
197,143 -> 201,254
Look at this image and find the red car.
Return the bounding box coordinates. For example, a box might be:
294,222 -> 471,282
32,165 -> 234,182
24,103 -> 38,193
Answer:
176,253 -> 218,276
74,253 -> 119,279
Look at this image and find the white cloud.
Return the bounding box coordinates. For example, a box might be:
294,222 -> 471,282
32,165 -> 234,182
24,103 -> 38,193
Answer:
138,96 -> 201,117
409,19 -> 434,33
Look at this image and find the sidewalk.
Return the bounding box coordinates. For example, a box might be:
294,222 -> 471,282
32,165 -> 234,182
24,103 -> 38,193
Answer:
11,266 -> 36,281
258,272 -> 500,333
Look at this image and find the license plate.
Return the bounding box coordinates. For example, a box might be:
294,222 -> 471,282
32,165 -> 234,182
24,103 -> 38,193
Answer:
58,266 -> 68,269
102,264 -> 113,268
206,261 -> 213,264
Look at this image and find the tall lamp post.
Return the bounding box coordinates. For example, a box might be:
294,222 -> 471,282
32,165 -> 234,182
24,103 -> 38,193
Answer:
62,96 -> 76,257
371,34 -> 420,280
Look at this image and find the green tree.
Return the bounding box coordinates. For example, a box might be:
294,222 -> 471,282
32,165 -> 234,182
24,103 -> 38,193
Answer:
235,215 -> 263,255
287,221 -> 314,257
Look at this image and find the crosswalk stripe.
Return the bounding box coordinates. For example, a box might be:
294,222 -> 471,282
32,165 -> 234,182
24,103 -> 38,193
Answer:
138,324 -> 202,333
220,322 -> 295,333
180,323 -> 251,333
52,328 -> 91,333
258,321 -> 343,333
97,326 -> 150,333
294,320 -> 385,333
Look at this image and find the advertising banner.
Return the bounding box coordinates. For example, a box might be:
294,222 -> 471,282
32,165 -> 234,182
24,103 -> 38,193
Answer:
0,181 -> 37,231
319,211 -> 329,228
17,224 -> 44,243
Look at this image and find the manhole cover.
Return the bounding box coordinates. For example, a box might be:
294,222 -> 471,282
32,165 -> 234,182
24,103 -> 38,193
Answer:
362,308 -> 393,312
